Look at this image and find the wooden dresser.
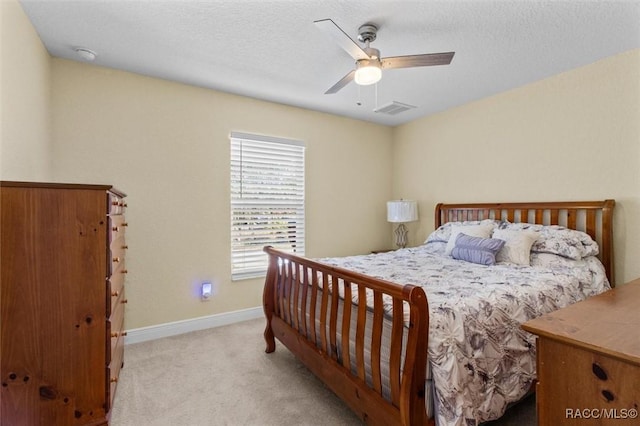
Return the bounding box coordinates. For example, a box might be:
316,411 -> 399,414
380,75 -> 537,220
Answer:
0,181 -> 128,425
522,279 -> 640,425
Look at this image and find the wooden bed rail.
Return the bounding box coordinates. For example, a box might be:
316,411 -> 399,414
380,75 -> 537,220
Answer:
435,200 -> 615,286
263,246 -> 430,426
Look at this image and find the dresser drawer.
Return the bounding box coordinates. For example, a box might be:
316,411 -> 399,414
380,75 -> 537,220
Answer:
107,264 -> 127,316
107,290 -> 126,364
105,332 -> 125,413
109,235 -> 127,276
109,215 -> 128,243
109,193 -> 127,215
536,338 -> 640,425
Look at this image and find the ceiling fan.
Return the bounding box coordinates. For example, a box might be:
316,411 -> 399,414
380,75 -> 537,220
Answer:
314,19 -> 455,94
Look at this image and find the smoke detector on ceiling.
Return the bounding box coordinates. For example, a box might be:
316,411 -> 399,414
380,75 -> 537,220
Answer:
373,101 -> 417,115
74,47 -> 97,61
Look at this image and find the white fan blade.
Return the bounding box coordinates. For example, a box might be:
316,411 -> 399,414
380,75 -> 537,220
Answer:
381,52 -> 455,69
314,19 -> 370,61
325,70 -> 356,94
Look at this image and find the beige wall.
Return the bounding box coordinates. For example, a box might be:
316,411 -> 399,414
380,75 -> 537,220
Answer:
393,49 -> 640,285
5,4 -> 638,329
0,0 -> 52,180
51,59 -> 393,329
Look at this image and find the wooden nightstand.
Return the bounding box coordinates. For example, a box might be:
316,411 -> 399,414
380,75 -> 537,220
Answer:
522,278 -> 640,425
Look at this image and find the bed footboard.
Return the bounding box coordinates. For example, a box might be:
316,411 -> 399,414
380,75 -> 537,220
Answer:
263,246 -> 431,426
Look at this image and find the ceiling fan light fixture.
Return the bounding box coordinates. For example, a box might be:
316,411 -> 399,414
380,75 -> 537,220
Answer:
314,19 -> 454,94
354,59 -> 382,86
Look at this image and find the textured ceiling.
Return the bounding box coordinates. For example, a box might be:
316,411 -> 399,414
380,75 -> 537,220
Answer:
19,0 -> 640,126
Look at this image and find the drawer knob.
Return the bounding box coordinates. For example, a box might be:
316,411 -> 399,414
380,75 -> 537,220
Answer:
111,332 -> 119,338
111,291 -> 119,297
122,245 -> 129,250
121,270 -> 128,274
112,201 -> 119,206
112,226 -> 119,232
110,377 -> 118,383
122,331 -> 128,337
121,222 -> 128,227
122,299 -> 128,304
113,257 -> 120,263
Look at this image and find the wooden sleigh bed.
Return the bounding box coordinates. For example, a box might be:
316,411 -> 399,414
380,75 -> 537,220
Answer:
262,200 -> 615,426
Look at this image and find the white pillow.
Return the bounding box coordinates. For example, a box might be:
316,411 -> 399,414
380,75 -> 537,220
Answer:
425,219 -> 498,244
445,223 -> 494,256
497,222 -> 598,260
492,229 -> 539,266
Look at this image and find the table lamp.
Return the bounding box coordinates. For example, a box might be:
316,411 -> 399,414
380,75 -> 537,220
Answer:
387,200 -> 418,249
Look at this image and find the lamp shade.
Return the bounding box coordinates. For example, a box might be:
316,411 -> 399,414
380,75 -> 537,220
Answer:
387,200 -> 418,223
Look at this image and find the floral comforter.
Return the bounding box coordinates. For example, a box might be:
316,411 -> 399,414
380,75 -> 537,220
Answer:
318,242 -> 610,426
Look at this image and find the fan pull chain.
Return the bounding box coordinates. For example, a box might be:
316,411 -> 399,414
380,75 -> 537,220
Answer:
357,85 -> 362,106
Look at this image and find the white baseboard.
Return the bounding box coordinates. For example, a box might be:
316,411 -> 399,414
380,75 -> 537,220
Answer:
124,306 -> 263,345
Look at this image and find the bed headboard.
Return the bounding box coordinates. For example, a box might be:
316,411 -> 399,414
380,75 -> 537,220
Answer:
434,200 -> 616,286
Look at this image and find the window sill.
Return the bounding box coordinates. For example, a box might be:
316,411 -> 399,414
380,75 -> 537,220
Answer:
232,271 -> 267,282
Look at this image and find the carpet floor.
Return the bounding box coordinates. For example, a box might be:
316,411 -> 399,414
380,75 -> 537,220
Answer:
110,318 -> 536,425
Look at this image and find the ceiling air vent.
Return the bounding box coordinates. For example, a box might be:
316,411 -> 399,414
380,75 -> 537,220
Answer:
373,101 -> 417,115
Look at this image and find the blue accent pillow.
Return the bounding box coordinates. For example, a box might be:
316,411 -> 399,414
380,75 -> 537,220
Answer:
451,233 -> 506,266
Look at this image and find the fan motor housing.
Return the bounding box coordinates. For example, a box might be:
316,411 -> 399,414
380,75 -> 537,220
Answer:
357,24 -> 378,43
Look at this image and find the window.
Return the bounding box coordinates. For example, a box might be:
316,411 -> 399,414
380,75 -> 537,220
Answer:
230,132 -> 305,280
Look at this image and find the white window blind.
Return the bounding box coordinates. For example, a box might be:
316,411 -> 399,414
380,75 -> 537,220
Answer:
230,132 -> 305,280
